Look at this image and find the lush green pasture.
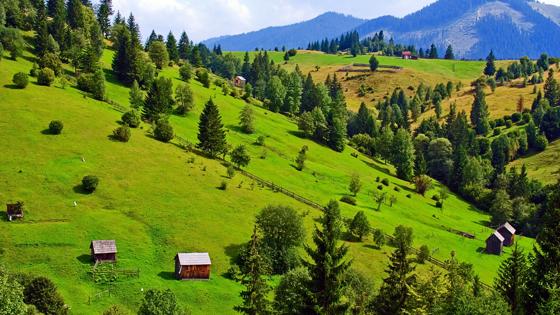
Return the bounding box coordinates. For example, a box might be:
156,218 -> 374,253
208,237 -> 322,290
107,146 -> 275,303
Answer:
510,139 -> 560,184
0,49 -> 533,314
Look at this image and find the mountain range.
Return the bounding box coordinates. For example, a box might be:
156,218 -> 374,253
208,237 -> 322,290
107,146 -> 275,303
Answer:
203,0 -> 560,59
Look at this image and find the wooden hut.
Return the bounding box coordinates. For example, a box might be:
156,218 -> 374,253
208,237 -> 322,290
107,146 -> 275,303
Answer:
233,76 -> 246,88
6,202 -> 24,221
90,240 -> 117,263
486,231 -> 504,255
175,253 -> 211,280
497,222 -> 516,247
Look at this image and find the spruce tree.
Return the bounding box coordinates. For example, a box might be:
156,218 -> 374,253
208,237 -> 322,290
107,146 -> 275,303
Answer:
97,0 -> 113,38
111,26 -> 136,83
49,0 -> 66,43
66,0 -> 85,29
429,44 -> 438,59
304,200 -> 352,315
391,128 -> 415,181
178,31 -> 190,60
198,99 -> 227,158
145,30 -> 158,51
143,76 -> 174,121
470,84 -> 490,135
166,31 -> 179,63
301,73 -> 316,113
484,50 -> 496,76
444,45 -> 454,60
34,1 -> 49,57
127,14 -> 141,50
234,226 -> 272,315
495,243 -> 527,314
241,52 -> 251,81
544,69 -> 560,106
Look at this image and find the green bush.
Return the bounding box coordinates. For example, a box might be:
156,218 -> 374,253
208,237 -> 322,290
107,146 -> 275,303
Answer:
494,118 -> 505,127
255,135 -> 265,146
522,113 -> 532,124
39,52 -> 63,75
154,119 -> 174,142
417,245 -> 430,264
505,119 -> 513,128
82,175 -> 99,193
511,112 -> 522,123
535,134 -> 549,152
381,178 -> 390,186
340,195 -> 357,205
179,63 -> 192,81
37,68 -> 55,86
377,185 -> 383,190
121,110 -> 140,128
112,126 -> 131,142
12,72 -> 28,88
48,120 -> 63,134
493,128 -> 501,136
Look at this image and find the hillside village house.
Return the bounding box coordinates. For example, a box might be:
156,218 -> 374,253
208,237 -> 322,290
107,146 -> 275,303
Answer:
6,202 -> 24,221
402,51 -> 412,59
497,222 -> 516,247
175,253 -> 212,280
486,231 -> 505,255
90,240 -> 117,263
234,76 -> 246,88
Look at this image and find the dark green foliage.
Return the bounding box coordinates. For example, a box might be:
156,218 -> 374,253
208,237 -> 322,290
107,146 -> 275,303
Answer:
196,69 -> 210,88
381,178 -> 390,186
391,128 -> 415,181
369,55 -> 379,71
90,69 -> 106,100
340,195 -> 357,206
143,76 -> 174,121
129,80 -> 144,109
350,211 -> 370,241
239,105 -> 255,134
256,205 -> 305,274
102,305 -> 129,315
121,110 -> 140,128
0,27 -> 24,60
153,119 -> 174,143
295,145 -> 308,171
0,266 -> 27,315
230,145 -> 251,168
444,45 -> 454,60
541,107 -> 560,140
82,175 -> 99,193
417,245 -> 430,264
175,83 -> 194,116
484,50 -> 496,76
178,31 -> 190,60
12,72 -> 28,88
470,84 -> 490,135
112,125 -> 131,142
166,32 -> 179,62
304,200 -> 351,314
111,26 -> 138,84
234,226 -> 273,315
179,63 -> 192,82
148,41 -> 169,69
372,228 -> 386,248
197,99 -> 227,158
265,76 -> 286,112
544,69 -> 560,106
274,267 -> 312,315
138,288 -> 182,315
391,225 -> 414,249
535,134 -> 548,152
37,68 -> 55,86
23,276 -> 66,315
48,120 -> 64,134
97,0 -> 113,38
494,243 -> 527,314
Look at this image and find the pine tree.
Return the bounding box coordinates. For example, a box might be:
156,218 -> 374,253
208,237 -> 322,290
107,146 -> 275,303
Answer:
241,52 -> 251,81
145,30 -> 158,51
470,84 -> 490,135
328,114 -> 346,152
111,26 -> 136,83
97,0 -> 113,38
495,243 -> 527,314
374,227 -> 416,314
391,128 -> 415,181
484,50 -> 496,76
166,31 -> 179,63
178,31 -> 190,60
34,1 -> 49,57
129,80 -> 144,109
444,45 -> 454,60
239,105 -> 255,134
544,69 -> 560,106
304,200 -> 352,315
429,44 -> 438,59
234,226 -> 272,315
198,99 -> 227,158
300,73 -> 316,113
66,0 -> 85,29
49,0 -> 66,44
127,14 -> 141,50
143,76 -> 174,121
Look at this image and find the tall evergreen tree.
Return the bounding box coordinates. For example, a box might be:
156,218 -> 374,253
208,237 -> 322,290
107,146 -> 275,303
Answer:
444,45 -> 455,60
198,99 -> 227,158
429,44 -> 438,59
143,76 -> 174,121
66,0 -> 85,29
49,0 -> 66,43
34,1 -> 49,56
111,26 -> 136,83
97,0 -> 113,38
304,200 -> 352,315
145,30 -> 158,51
495,243 -> 527,315
484,50 -> 496,76
470,84 -> 490,135
127,14 -> 141,50
391,128 -> 415,181
544,69 -> 560,106
166,31 -> 179,63
234,226 -> 272,315
178,31 -> 190,60
301,73 -> 316,113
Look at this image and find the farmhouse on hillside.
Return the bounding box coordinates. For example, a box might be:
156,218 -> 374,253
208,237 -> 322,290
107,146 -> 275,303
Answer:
6,202 -> 24,221
90,240 -> 117,263
486,231 -> 505,255
497,222 -> 516,247
175,253 -> 212,280
233,76 -> 246,88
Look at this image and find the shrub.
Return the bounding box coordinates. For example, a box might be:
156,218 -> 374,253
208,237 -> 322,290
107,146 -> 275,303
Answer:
431,195 -> 440,202
350,211 -> 371,241
219,180 -> 228,190
39,52 -> 63,75
522,113 -> 532,124
372,228 -> 386,248
37,68 -> 55,86
227,165 -> 235,178
535,134 -> 548,152
29,63 -> 39,77
340,195 -> 357,206
377,185 -> 383,190
406,194 -> 412,198
12,72 -> 28,88
179,63 -> 192,81
255,135 -> 265,146
493,128 -> 501,136
511,112 -> 522,123
505,119 -> 513,128
417,245 -> 430,263
77,73 -> 94,92
154,120 -> 174,142
413,175 -> 432,196
112,126 -> 131,142
121,110 -> 140,128
48,120 -> 63,134
494,118 -> 505,127
381,178 -> 390,186
489,120 -> 496,129
82,175 -> 99,193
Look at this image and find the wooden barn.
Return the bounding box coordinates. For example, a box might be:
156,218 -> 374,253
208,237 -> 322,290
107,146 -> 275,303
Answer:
90,240 -> 117,263
233,76 -> 246,88
497,222 -> 516,247
175,253 -> 211,280
486,231 -> 505,255
6,202 -> 24,221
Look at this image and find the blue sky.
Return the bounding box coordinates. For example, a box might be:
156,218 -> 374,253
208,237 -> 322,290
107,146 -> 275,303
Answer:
109,0 -> 560,42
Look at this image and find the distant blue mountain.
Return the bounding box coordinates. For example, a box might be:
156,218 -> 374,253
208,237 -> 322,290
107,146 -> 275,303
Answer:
202,12 -> 365,51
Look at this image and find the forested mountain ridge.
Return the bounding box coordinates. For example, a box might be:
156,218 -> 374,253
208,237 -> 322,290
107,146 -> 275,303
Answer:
205,0 -> 560,59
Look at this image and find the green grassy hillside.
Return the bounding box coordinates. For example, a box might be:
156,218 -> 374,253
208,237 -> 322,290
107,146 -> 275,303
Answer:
0,48 -> 534,314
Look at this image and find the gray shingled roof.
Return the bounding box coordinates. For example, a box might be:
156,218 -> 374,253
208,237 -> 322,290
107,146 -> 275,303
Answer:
91,240 -> 117,254
176,253 -> 211,266
498,222 -> 516,235
488,231 -> 505,242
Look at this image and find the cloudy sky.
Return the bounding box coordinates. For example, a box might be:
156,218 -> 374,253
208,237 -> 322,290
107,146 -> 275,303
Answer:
108,0 -> 560,42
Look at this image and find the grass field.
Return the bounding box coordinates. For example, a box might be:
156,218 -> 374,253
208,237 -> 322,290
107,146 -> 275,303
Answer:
510,139 -> 560,184
0,48 -> 534,313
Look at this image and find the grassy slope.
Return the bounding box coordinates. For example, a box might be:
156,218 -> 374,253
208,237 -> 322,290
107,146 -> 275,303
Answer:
0,48 -> 533,314
510,139 -> 560,184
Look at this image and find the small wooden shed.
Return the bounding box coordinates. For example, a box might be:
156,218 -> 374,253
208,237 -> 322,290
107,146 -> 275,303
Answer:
175,253 -> 211,280
233,76 -> 246,88
6,202 -> 24,221
90,240 -> 117,263
402,51 -> 412,59
486,231 -> 505,255
497,222 -> 516,247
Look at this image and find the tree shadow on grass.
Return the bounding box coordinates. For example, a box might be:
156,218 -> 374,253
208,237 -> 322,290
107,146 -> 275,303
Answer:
73,184 -> 91,195
40,129 -> 56,135
225,124 -> 245,134
76,254 -> 92,265
158,271 -> 176,281
224,243 -> 245,264
363,244 -> 381,251
287,130 -> 307,139
3,84 -> 22,89
361,159 -> 392,175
